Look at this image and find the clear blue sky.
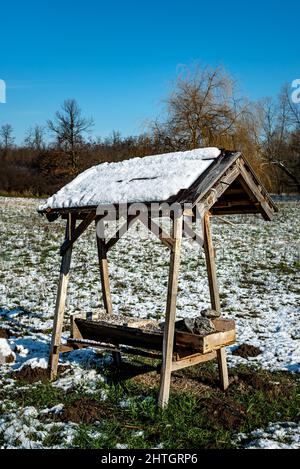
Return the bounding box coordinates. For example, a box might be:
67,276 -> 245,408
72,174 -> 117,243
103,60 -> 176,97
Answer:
0,0 -> 299,144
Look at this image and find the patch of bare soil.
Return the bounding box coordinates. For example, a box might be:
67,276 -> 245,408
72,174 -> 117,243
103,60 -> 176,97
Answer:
5,354 -> 15,363
56,397 -> 114,424
132,370 -> 212,395
200,396 -> 247,430
13,365 -> 70,384
237,372 -> 291,396
232,343 -> 262,358
108,361 -> 158,382
108,360 -> 215,395
0,327 -> 11,339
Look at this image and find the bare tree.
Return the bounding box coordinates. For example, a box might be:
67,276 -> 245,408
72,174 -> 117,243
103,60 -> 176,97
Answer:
152,65 -> 246,150
0,124 -> 15,149
48,99 -> 94,172
256,85 -> 300,192
24,125 -> 45,150
282,83 -> 300,127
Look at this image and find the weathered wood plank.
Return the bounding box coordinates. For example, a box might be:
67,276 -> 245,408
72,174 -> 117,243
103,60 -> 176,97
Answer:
211,206 -> 262,216
203,212 -> 221,312
238,157 -> 278,212
70,312 -> 84,339
212,318 -> 235,332
49,218 -> 75,380
213,199 -> 260,207
182,208 -> 194,217
217,348 -> 229,390
73,317 -> 235,353
172,351 -> 217,371
238,164 -> 274,220
202,330 -> 236,353
75,319 -> 164,350
95,223 -> 113,315
174,327 -> 235,358
172,151 -> 241,205
198,164 -> 241,213
61,339 -> 162,359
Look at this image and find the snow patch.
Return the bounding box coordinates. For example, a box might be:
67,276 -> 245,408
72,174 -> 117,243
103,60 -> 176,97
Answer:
236,422 -> 300,449
40,404 -> 64,415
18,357 -> 48,370
0,406 -> 77,449
0,339 -> 15,357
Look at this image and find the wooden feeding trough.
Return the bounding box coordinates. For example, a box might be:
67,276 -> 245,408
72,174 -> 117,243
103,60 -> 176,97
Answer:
39,148 -> 277,408
64,315 -> 236,366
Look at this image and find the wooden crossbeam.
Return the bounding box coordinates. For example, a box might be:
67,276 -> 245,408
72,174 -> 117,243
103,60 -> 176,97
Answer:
60,211 -> 96,255
62,338 -> 162,359
198,164 -> 241,213
172,351 -> 217,372
211,206 -> 261,215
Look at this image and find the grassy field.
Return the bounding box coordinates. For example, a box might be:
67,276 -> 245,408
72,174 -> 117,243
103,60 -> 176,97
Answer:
0,197 -> 299,448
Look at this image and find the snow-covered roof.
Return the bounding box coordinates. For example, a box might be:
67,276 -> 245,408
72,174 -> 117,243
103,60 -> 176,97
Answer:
40,147 -> 221,211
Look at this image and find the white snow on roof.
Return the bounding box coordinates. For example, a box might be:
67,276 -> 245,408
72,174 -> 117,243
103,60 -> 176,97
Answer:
40,147 -> 221,210
0,338 -> 15,359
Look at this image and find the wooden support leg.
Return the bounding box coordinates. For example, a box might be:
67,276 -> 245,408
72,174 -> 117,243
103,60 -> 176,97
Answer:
96,221 -> 121,364
203,212 -> 229,390
49,244 -> 73,380
96,224 -> 113,315
203,212 -> 221,312
217,348 -> 229,390
158,215 -> 183,408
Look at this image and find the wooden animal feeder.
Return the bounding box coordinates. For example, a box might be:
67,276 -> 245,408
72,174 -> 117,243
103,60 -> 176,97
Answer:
39,148 -> 277,407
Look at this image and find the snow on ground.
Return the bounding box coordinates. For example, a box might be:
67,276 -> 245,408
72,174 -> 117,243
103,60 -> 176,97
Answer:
2,196 -> 298,373
236,422 -> 300,449
0,338 -> 15,363
40,147 -> 220,210
0,405 -> 78,449
0,196 -> 299,448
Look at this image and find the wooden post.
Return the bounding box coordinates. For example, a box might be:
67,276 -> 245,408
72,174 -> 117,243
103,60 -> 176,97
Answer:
49,216 -> 75,380
216,347 -> 229,390
203,212 -> 221,312
158,214 -> 183,408
95,219 -> 121,365
96,220 -> 113,315
203,212 -> 229,390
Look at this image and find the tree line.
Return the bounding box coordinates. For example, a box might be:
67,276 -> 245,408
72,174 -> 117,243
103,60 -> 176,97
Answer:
0,65 -> 299,197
